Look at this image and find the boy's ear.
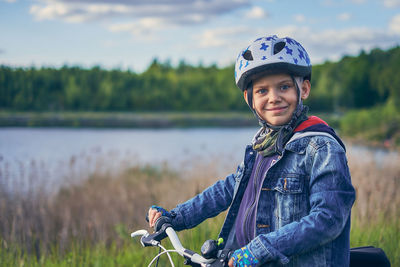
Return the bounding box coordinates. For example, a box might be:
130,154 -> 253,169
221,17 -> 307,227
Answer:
301,80 -> 311,100
243,90 -> 249,105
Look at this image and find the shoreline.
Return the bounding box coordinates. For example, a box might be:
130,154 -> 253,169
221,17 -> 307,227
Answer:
0,111 -> 257,128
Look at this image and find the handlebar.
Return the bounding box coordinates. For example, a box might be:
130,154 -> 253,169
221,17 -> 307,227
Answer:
131,216 -> 232,267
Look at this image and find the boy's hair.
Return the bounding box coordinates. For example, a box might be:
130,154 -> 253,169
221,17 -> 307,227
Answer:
235,35 -> 312,92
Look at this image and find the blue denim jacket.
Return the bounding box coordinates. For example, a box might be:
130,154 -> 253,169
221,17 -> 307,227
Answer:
170,132 -> 356,266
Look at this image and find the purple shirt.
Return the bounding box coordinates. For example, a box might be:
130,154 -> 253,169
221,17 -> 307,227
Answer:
235,153 -> 278,247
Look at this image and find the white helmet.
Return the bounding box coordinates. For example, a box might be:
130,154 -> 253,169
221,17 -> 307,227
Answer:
235,35 -> 311,91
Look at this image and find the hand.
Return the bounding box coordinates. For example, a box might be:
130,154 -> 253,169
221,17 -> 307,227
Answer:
229,246 -> 259,267
148,207 -> 162,228
147,205 -> 171,228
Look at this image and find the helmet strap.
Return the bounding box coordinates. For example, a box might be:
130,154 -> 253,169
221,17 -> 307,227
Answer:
246,82 -> 267,127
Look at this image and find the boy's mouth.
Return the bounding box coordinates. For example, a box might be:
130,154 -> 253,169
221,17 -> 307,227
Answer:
265,106 -> 288,112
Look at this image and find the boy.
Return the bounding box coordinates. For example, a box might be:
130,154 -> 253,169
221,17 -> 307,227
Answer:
148,35 -> 355,266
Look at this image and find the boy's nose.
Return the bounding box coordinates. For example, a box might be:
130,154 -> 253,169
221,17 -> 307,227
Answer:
268,89 -> 281,103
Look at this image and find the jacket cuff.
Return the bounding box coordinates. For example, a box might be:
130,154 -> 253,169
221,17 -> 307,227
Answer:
169,209 -> 186,231
248,236 -> 290,265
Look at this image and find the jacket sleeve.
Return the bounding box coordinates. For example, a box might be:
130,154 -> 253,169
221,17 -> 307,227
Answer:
247,139 -> 356,264
169,167 -> 239,231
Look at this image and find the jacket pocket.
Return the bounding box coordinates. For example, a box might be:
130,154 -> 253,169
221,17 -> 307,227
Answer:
273,176 -> 304,223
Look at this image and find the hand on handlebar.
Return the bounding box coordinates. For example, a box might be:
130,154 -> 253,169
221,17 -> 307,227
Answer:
148,205 -> 172,228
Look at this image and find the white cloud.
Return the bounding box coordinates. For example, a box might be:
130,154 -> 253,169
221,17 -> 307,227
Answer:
108,18 -> 168,40
350,0 -> 366,4
383,0 -> 400,8
29,0 -> 250,24
337,12 -> 351,21
389,14 -> 400,34
294,14 -> 306,23
194,24 -> 400,66
244,6 -> 267,19
196,26 -> 252,48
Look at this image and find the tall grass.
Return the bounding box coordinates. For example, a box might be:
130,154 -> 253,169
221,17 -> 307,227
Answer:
0,145 -> 399,266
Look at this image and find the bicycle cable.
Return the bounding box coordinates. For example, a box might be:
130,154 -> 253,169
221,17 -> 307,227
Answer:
149,248 -> 177,267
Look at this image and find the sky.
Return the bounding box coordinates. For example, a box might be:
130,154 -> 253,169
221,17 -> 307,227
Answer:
1,0 -> 400,73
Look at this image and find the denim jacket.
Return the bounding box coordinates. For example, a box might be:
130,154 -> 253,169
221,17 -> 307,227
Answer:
170,132 -> 356,266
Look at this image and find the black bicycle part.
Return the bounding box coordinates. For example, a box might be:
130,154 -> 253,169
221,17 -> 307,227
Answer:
205,249 -> 232,267
350,246 -> 390,267
141,216 -> 172,247
201,239 -> 219,259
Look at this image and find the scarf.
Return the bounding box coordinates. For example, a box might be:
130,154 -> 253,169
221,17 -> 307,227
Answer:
252,105 -> 309,157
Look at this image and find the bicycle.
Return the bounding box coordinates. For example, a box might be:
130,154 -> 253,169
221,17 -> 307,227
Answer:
131,216 -> 391,267
131,216 -> 231,267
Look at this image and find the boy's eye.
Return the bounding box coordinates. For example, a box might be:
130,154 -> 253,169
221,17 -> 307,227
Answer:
280,84 -> 292,90
256,88 -> 267,94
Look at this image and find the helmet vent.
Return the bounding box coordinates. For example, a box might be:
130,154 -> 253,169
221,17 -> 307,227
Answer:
243,50 -> 253,60
273,41 -> 286,55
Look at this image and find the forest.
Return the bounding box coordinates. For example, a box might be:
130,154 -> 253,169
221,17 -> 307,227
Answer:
1,45 -> 400,145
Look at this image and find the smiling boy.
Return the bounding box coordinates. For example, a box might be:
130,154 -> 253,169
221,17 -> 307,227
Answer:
149,35 -> 355,266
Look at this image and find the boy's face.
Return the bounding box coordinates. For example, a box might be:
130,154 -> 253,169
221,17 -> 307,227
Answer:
244,73 -> 310,126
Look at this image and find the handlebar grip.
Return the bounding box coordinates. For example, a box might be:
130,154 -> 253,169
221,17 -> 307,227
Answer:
154,216 -> 172,232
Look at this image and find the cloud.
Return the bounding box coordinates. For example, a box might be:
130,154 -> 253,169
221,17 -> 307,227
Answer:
108,18 -> 169,40
337,12 -> 351,21
196,26 -> 252,48
244,6 -> 267,19
294,14 -> 306,23
350,0 -> 366,4
30,0 -> 250,24
275,26 -> 400,63
383,0 -> 400,8
194,23 -> 400,66
389,14 -> 400,34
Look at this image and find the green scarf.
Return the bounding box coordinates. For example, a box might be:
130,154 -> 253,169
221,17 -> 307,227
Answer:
252,105 -> 309,157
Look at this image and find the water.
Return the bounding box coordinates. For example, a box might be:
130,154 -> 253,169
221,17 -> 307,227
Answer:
1,127 -> 397,193
0,127 -> 258,193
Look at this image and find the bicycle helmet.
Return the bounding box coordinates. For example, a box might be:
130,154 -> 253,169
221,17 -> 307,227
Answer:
235,35 -> 311,91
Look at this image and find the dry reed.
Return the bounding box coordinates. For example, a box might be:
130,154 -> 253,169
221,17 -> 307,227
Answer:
0,145 -> 399,259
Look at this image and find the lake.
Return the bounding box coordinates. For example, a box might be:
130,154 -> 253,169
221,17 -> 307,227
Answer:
0,127 -> 397,193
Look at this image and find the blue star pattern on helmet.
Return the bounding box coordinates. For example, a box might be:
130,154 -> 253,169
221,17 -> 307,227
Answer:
266,35 -> 277,41
285,46 -> 293,55
239,60 -> 243,70
285,38 -> 294,45
305,53 -> 311,65
234,35 -> 312,91
298,49 -> 304,60
260,43 -> 269,51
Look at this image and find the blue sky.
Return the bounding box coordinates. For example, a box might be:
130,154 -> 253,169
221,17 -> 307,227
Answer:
1,0 -> 400,72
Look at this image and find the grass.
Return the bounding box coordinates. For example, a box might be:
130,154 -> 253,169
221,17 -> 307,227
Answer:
0,146 -> 399,266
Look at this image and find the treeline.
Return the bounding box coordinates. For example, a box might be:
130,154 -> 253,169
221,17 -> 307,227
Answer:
0,61 -> 245,112
1,46 -> 400,113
